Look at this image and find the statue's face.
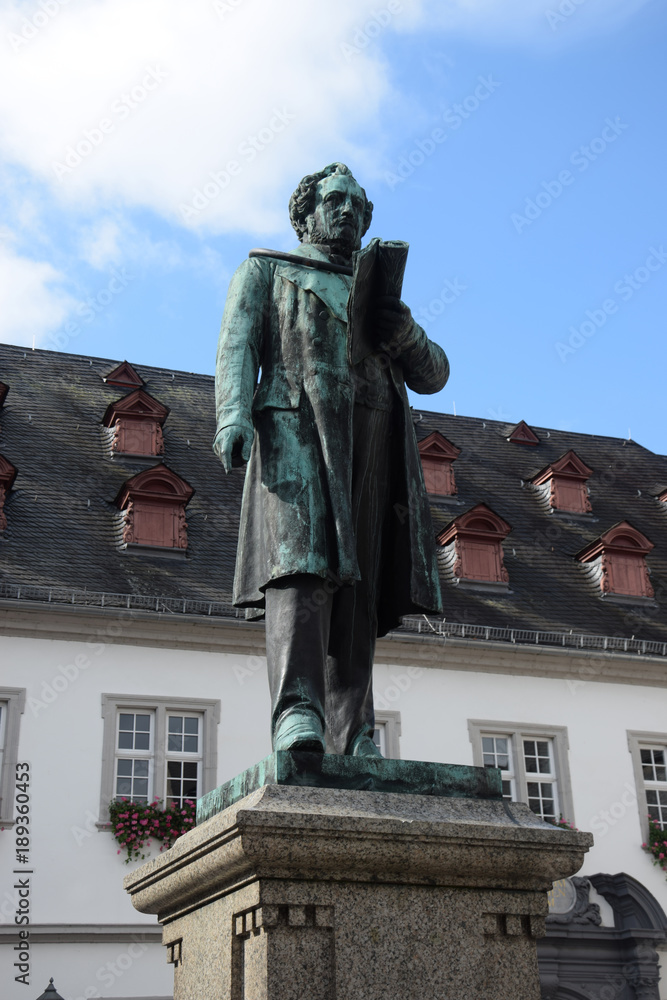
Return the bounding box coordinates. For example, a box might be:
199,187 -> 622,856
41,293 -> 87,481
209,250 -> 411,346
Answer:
306,173 -> 366,251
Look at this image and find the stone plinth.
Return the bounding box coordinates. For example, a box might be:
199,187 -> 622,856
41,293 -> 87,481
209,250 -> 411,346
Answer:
124,757 -> 592,1000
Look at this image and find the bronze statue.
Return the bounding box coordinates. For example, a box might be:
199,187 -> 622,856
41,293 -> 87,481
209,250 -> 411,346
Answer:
214,163 -> 449,756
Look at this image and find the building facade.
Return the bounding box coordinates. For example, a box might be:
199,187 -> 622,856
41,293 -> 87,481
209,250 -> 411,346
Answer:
1,343 -> 666,999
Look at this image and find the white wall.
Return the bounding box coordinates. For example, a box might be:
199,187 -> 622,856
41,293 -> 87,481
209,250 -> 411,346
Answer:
1,631 -> 666,998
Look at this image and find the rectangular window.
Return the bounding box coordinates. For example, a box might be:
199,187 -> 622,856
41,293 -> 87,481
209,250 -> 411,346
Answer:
101,695 -> 220,819
0,702 -> 6,787
165,714 -> 202,807
114,710 -> 154,802
481,735 -> 515,800
628,733 -> 667,837
0,690 -> 26,827
469,721 -> 572,824
523,738 -> 558,821
642,746 -> 667,829
372,711 -> 402,759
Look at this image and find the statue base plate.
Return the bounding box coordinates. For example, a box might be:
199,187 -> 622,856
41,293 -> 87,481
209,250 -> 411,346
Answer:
196,750 -> 502,823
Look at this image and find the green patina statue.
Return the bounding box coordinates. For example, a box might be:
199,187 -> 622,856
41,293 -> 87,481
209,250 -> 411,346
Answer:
214,163 -> 449,757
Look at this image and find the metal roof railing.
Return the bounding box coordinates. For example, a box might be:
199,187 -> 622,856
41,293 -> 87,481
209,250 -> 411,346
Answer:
1,581 -> 666,658
400,616 -> 667,658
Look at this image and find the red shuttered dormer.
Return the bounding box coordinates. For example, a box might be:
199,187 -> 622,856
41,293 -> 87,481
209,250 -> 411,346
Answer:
532,450 -> 593,514
115,466 -> 194,553
103,390 -> 169,459
418,431 -> 461,496
576,522 -> 654,600
0,455 -> 17,531
437,503 -> 511,586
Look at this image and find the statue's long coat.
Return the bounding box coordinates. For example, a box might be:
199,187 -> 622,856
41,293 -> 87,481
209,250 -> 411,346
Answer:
214,242 -> 449,636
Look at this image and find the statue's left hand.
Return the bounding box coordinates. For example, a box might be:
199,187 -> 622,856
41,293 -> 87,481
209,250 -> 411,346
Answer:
375,295 -> 416,355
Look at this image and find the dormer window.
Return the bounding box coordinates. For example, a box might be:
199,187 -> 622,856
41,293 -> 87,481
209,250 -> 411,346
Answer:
0,382 -> 8,408
418,431 -> 461,495
114,466 -> 194,554
658,489 -> 667,507
103,390 -> 168,458
507,420 -> 540,446
576,522 -> 654,600
531,450 -> 593,514
437,503 -> 511,587
104,361 -> 145,389
0,455 -> 17,531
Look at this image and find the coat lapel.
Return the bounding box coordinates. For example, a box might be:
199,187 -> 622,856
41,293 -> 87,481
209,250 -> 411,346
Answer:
274,244 -> 351,324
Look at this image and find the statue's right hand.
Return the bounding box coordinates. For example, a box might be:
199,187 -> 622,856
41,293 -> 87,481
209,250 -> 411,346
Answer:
216,422 -> 254,473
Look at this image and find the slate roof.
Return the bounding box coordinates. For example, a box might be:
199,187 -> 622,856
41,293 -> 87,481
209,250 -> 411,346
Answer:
1,342 -> 666,645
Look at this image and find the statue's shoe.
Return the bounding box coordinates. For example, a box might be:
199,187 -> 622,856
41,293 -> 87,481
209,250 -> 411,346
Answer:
348,731 -> 383,758
273,710 -> 325,754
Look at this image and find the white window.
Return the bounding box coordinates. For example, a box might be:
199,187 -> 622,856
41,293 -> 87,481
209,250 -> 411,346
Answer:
640,747 -> 667,828
372,711 -> 402,759
0,689 -> 26,827
165,713 -> 203,807
627,732 -> 667,839
469,721 -> 573,824
101,695 -> 220,818
0,702 -> 6,779
480,734 -> 516,801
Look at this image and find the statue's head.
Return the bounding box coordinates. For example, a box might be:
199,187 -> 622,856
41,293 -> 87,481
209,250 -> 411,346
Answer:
289,163 -> 373,257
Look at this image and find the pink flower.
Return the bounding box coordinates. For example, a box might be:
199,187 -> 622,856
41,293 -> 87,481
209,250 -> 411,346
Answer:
139,819 -> 148,826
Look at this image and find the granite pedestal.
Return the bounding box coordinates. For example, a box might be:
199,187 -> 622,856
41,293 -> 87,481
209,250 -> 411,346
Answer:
124,753 -> 592,1000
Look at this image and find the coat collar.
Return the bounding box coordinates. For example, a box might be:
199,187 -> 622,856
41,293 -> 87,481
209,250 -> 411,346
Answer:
274,243 -> 351,324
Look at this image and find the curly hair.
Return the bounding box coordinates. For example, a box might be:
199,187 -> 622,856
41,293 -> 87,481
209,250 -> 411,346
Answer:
288,163 -> 373,241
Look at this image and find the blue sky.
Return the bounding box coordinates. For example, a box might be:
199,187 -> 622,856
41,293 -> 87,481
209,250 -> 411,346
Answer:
1,0 -> 665,453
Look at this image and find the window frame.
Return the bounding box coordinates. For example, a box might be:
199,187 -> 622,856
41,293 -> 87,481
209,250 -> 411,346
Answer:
99,694 -> 220,820
372,710 -> 402,759
627,730 -> 667,842
468,719 -> 574,824
0,688 -> 26,827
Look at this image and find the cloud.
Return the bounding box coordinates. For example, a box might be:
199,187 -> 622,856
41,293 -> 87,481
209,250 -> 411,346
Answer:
0,0 -> 651,246
0,0 -> 401,236
0,237 -> 79,347
78,217 -> 124,270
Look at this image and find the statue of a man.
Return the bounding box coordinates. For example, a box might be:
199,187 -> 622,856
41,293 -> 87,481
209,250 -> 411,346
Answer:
214,163 -> 449,756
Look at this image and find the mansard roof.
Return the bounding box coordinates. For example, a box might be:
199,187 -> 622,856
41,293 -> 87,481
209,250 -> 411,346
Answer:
0,341 -> 666,646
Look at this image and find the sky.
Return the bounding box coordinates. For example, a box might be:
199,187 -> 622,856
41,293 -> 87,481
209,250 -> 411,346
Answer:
1,0 -> 665,453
